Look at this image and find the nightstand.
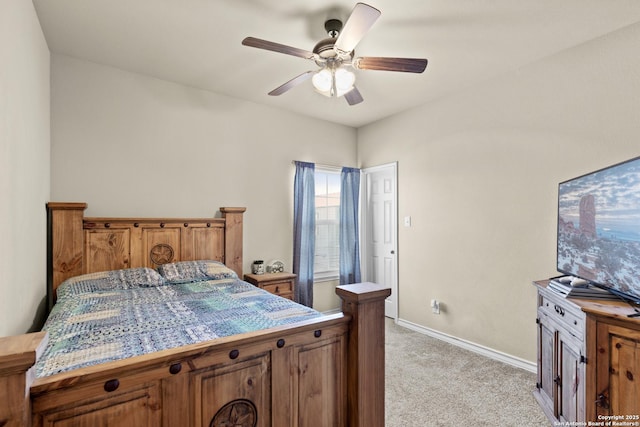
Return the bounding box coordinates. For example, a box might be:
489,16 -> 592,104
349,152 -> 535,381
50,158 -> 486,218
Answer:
244,272 -> 296,300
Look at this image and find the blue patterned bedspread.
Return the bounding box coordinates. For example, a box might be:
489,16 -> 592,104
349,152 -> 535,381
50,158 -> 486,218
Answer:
36,268 -> 320,378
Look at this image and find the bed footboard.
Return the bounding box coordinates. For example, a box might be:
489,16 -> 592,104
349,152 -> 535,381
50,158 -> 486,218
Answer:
337,282 -> 391,427
0,283 -> 390,427
0,332 -> 48,427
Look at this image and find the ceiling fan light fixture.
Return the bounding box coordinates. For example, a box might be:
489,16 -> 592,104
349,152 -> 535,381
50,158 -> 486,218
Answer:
312,68 -> 333,93
312,67 -> 355,98
335,67 -> 355,92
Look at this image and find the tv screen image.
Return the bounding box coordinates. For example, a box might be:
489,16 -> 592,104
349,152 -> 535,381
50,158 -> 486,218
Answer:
557,156 -> 640,304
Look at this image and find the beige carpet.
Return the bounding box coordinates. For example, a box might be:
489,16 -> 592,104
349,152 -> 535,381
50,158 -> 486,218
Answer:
385,319 -> 550,426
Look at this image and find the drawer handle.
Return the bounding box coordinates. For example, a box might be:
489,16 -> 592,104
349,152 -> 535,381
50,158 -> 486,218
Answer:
554,305 -> 565,316
104,379 -> 120,392
275,286 -> 279,293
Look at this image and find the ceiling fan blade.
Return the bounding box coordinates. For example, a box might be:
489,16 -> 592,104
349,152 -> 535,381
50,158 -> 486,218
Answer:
355,57 -> 428,73
344,87 -> 364,105
268,71 -> 314,96
242,37 -> 315,60
334,3 -> 381,54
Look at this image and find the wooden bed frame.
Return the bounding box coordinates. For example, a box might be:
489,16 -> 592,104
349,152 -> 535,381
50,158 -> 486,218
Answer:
0,202 -> 391,427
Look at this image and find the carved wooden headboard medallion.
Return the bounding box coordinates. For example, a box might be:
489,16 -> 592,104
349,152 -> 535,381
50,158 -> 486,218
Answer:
46,202 -> 246,310
210,399 -> 257,427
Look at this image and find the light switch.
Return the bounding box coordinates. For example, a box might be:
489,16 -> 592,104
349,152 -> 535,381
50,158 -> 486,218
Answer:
404,216 -> 411,227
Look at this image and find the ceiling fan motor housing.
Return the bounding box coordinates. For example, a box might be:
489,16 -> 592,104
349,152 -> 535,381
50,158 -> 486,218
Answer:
313,38 -> 338,59
314,18 -> 354,64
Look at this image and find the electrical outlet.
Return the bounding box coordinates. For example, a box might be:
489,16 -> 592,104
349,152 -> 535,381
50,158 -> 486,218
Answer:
431,299 -> 440,314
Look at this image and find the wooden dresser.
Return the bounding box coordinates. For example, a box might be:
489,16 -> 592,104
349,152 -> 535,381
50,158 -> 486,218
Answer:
244,272 -> 296,300
533,280 -> 640,424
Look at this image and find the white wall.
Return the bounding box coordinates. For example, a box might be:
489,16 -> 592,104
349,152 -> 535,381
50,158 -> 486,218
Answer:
357,22 -> 640,362
50,55 -> 357,311
0,1 -> 50,336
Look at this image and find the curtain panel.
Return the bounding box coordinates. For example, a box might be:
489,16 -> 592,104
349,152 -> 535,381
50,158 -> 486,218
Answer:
292,161 -> 315,307
339,167 -> 361,285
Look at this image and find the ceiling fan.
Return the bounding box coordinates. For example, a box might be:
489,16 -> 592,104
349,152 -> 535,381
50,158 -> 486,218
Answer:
242,2 -> 428,106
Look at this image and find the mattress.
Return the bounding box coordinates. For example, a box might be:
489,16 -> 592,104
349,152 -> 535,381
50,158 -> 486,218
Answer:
36,261 -> 320,378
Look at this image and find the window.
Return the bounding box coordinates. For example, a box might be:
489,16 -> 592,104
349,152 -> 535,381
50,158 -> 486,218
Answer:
314,167 -> 341,280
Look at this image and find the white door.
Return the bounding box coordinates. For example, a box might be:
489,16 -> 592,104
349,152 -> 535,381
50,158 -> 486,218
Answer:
362,162 -> 398,319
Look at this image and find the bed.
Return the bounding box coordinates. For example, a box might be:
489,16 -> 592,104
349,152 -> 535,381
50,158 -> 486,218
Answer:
0,202 -> 390,427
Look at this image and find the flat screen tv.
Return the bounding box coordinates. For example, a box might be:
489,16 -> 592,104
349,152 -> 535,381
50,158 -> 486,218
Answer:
557,156 -> 640,305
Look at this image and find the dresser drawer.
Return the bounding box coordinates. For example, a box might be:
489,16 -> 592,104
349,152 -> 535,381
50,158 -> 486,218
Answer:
244,273 -> 296,300
538,288 -> 585,339
262,280 -> 293,296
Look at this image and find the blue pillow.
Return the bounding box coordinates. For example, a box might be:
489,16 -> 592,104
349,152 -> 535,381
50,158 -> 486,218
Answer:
57,267 -> 167,299
157,260 -> 238,284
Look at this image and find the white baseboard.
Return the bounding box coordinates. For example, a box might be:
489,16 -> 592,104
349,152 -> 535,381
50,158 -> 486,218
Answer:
395,318 -> 537,373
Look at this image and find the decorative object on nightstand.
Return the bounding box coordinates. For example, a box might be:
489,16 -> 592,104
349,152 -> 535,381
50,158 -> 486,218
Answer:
251,260 -> 265,274
244,272 -> 296,300
267,260 -> 285,273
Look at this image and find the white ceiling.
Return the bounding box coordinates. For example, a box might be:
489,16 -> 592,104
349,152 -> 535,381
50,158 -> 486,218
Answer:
33,0 -> 640,128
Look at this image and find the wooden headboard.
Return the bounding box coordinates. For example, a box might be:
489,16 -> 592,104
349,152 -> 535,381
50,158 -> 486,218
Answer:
46,202 -> 246,310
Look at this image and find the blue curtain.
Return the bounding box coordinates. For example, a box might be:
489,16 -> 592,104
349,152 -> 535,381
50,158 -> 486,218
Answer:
339,167 -> 361,285
293,161 -> 315,307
